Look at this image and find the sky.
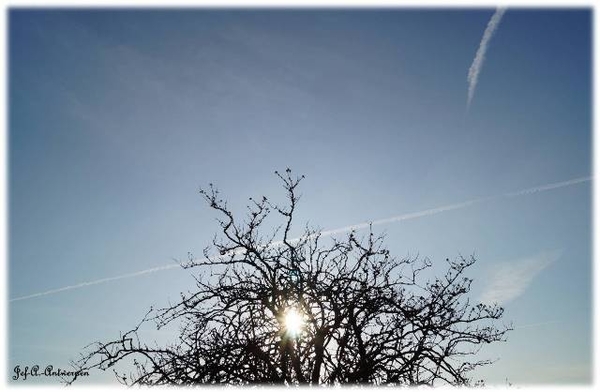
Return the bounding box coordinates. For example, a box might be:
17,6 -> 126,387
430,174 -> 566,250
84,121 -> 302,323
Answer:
7,8 -> 592,386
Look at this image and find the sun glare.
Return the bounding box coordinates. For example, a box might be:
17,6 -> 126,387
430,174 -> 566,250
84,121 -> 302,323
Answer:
284,308 -> 303,337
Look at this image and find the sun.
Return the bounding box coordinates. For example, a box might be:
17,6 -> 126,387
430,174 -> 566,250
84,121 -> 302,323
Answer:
284,308 -> 303,337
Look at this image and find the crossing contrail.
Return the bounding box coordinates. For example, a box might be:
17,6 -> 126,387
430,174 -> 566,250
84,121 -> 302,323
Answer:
467,7 -> 507,110
9,175 -> 591,302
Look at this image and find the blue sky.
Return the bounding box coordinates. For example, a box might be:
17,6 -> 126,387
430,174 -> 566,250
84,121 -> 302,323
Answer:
8,8 -> 592,385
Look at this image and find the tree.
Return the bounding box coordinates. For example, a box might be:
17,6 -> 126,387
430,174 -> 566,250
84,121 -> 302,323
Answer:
68,169 -> 511,386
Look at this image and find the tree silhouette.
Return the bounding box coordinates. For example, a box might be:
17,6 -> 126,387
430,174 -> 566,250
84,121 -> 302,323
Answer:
68,169 -> 511,386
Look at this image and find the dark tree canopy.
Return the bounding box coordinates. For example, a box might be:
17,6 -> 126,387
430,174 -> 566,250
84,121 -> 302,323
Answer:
69,169 -> 511,386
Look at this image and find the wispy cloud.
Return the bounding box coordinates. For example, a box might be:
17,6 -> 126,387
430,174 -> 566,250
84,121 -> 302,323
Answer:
480,249 -> 563,305
10,176 -> 590,302
467,7 -> 507,109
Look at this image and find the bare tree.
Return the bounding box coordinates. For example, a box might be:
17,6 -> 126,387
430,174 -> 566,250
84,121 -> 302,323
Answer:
68,169 -> 511,386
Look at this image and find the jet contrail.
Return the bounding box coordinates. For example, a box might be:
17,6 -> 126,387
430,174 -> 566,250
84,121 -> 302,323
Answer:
320,198 -> 485,238
467,7 -> 507,110
9,264 -> 181,302
504,176 -> 591,197
321,176 -> 591,238
514,320 -> 561,330
10,175 -> 591,302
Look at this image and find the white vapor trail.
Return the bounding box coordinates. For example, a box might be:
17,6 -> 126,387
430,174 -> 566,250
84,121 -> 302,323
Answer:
514,320 -> 561,330
9,264 -> 181,302
321,176 -> 591,238
467,7 -> 507,109
10,175 -> 591,303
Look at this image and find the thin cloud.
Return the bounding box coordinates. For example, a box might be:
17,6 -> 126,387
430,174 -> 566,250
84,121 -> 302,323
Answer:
480,249 -> 563,305
10,176 -> 591,302
467,7 -> 507,109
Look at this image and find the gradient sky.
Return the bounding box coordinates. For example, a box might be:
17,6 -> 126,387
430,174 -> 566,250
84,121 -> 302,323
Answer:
8,8 -> 592,385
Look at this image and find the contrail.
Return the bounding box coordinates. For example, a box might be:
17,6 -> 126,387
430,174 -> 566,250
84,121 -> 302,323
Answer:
514,320 -> 561,330
322,176 -> 591,238
504,176 -> 591,197
320,198 -> 484,238
467,7 -> 507,110
10,175 -> 591,302
9,264 -> 181,302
